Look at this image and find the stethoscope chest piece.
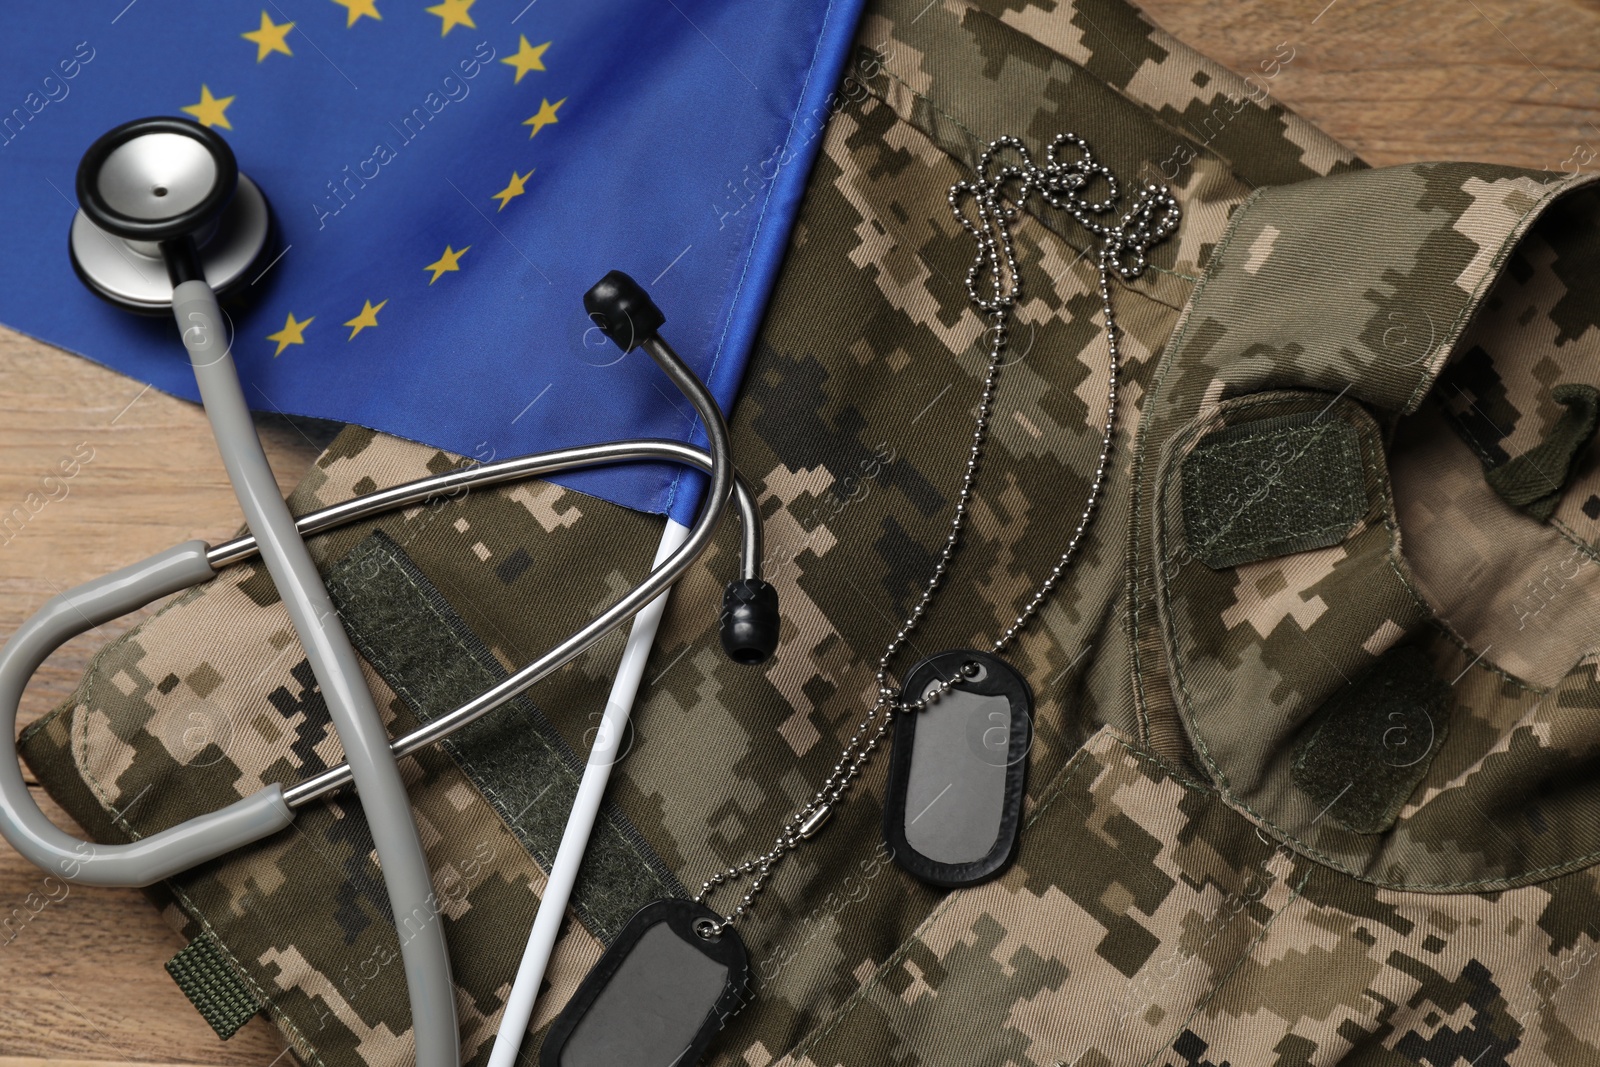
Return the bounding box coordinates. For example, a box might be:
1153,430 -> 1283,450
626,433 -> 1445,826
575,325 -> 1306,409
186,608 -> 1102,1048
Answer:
68,116 -> 273,313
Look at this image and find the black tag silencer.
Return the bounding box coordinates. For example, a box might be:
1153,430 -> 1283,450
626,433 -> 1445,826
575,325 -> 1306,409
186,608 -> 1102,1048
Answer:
540,898 -> 751,1067
883,648 -> 1033,889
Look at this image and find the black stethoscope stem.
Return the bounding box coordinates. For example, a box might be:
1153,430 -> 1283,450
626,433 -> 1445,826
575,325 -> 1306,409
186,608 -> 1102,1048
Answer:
160,235 -> 206,287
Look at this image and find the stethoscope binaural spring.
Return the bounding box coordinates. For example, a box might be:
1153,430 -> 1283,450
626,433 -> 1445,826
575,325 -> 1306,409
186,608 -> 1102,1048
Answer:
0,116 -> 780,1067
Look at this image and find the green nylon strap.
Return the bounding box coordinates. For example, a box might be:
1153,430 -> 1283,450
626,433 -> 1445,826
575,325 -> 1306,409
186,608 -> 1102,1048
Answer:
1482,382 -> 1600,521
324,530 -> 683,944
166,934 -> 261,1040
1180,410 -> 1367,570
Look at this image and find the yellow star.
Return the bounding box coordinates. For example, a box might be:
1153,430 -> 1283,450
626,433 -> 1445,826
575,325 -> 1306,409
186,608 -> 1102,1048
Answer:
181,85 -> 235,130
501,36 -> 551,83
423,245 -> 469,284
242,11 -> 294,62
425,0 -> 474,35
266,312 -> 313,356
343,299 -> 388,339
521,98 -> 565,139
491,169 -> 534,211
331,0 -> 381,26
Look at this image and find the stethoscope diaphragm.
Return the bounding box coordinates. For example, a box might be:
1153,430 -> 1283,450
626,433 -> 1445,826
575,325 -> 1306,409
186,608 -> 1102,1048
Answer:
67,116 -> 274,312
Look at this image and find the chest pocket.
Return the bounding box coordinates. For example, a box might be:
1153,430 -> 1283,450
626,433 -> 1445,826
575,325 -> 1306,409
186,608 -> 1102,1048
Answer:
1141,166 -> 1600,892
1153,390 -> 1450,878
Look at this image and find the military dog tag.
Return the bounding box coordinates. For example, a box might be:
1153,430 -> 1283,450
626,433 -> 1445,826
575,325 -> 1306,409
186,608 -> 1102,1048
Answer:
541,898 -> 751,1067
883,649 -> 1032,888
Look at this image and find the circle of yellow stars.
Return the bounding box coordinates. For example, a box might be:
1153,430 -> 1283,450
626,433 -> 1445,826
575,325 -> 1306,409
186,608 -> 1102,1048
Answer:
229,5 -> 567,356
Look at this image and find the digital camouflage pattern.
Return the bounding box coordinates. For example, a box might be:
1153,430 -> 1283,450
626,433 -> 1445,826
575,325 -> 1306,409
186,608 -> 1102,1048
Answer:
18,0 -> 1600,1064
1133,164 -> 1600,894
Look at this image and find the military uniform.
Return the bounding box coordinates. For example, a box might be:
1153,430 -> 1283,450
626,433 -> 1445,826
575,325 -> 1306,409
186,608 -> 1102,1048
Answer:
21,0 -> 1600,1063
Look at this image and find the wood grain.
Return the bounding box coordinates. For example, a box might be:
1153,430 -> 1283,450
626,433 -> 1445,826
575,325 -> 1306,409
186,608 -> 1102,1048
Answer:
2,2 -> 1598,1065
0,1059 -> 275,1067
1136,0 -> 1600,170
0,336 -> 322,1066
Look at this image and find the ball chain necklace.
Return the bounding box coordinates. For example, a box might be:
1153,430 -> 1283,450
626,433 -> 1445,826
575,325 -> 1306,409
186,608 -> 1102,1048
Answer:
540,134 -> 1180,1067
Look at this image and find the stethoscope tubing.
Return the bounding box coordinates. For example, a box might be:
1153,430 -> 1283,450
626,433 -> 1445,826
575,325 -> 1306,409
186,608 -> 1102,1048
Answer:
231,437 -> 759,809
0,330 -> 754,873
178,279 -> 460,1067
0,426 -> 754,862
0,539 -> 289,887
208,439 -> 760,580
50,115 -> 765,1067
0,434 -> 752,869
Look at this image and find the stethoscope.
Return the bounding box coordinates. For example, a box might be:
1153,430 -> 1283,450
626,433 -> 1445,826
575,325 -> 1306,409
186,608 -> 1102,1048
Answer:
1,116 -> 779,1067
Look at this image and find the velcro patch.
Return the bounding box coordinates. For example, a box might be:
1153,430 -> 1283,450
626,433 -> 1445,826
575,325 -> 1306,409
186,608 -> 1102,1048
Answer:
1291,645 -> 1452,835
325,530 -> 682,944
1181,409 -> 1366,569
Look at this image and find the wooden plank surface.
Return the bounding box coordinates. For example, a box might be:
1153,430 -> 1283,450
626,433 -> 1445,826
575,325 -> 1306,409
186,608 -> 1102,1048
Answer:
0,341 -> 328,1065
2,0 -> 1598,1065
0,1060 -> 288,1067
1137,0 -> 1600,170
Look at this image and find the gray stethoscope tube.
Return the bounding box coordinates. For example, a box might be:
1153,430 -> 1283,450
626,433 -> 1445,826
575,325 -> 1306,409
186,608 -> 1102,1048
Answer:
17,115 -> 779,1067
0,417 -> 760,869
69,115 -> 461,1067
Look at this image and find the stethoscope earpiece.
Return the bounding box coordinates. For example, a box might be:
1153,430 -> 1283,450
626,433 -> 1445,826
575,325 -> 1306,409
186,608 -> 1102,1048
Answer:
584,269 -> 667,352
13,117 -> 781,1067
584,270 -> 781,667
720,577 -> 780,664
68,116 -> 273,312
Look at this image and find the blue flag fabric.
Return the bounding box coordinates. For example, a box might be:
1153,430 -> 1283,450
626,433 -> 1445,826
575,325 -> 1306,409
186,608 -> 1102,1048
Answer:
0,0 -> 865,523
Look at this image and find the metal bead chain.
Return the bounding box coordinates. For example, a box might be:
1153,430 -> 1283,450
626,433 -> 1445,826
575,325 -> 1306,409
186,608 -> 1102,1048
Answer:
693,134 -> 1179,938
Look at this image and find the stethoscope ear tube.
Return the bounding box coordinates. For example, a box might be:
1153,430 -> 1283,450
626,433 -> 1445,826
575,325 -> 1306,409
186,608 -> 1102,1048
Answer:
39,112 -> 782,1067
0,434 -> 770,882
586,271 -> 781,665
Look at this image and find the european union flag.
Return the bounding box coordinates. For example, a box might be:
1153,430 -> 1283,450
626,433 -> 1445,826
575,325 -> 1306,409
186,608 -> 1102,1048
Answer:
0,0 -> 866,522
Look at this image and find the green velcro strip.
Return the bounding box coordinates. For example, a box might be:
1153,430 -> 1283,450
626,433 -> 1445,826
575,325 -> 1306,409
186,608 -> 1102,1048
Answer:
1181,409 -> 1367,569
1291,645 -> 1452,835
166,934 -> 261,1040
1483,383 -> 1600,522
325,530 -> 682,944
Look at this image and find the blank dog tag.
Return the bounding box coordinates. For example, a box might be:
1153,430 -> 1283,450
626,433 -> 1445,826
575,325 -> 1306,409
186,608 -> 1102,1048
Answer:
540,898 -> 751,1067
883,649 -> 1032,888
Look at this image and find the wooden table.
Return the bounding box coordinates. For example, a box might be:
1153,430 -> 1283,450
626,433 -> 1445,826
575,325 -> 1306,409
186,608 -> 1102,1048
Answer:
2,1 -> 1596,1065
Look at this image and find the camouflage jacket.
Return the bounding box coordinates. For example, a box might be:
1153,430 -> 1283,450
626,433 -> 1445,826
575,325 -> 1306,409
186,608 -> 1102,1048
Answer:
21,0 -> 1600,1064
